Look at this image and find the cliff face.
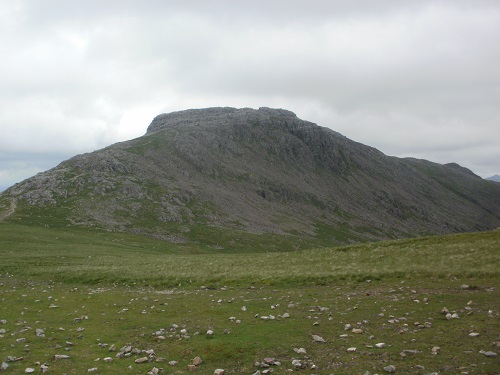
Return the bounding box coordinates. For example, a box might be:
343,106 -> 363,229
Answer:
2,107 -> 499,245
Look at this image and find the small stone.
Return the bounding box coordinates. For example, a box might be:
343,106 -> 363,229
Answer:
480,350 -> 498,357
187,364 -> 197,371
135,357 -> 149,364
1,362 -> 8,370
206,329 -> 214,336
103,357 -> 113,362
25,368 -> 36,374
469,332 -> 480,337
214,369 -> 225,375
375,343 -> 386,348
54,354 -> 70,360
431,346 -> 440,355
193,356 -> 202,366
294,347 -> 307,354
383,364 -> 396,373
352,328 -> 363,334
88,368 -> 98,373
35,328 -> 45,337
312,334 -> 326,343
347,347 -> 357,352
169,360 -> 178,366
40,364 -> 49,373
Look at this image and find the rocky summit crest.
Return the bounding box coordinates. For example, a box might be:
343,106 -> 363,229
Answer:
1,107 -> 499,248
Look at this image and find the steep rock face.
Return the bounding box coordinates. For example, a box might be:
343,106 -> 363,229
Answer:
1,107 -> 500,245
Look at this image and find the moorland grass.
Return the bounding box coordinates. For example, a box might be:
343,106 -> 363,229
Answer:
0,223 -> 498,286
0,224 -> 499,374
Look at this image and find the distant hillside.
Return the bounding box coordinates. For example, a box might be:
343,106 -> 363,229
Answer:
1,107 -> 499,248
486,175 -> 500,182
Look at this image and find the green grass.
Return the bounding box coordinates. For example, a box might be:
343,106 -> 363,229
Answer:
0,224 -> 499,374
0,223 -> 498,286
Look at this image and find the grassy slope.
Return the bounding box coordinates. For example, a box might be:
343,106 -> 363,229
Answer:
0,224 -> 499,374
0,223 -> 498,286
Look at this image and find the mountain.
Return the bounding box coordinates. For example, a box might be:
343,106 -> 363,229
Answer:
1,107 -> 499,248
486,175 -> 500,183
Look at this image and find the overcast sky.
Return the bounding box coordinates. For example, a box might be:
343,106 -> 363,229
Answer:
1,0 -> 499,192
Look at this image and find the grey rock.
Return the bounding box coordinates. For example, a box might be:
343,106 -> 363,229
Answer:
192,356 -> 202,366
480,350 -> 498,357
54,354 -> 70,360
312,334 -> 326,343
383,365 -> 396,373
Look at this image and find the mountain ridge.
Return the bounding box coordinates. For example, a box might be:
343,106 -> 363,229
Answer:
1,107 -> 499,248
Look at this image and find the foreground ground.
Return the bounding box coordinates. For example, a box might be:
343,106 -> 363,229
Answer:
0,226 -> 499,374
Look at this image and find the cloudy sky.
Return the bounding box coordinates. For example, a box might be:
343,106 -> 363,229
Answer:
1,0 -> 499,191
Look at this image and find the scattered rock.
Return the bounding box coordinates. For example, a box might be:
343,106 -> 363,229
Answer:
187,364 -> 197,371
0,362 -> 8,370
292,359 -> 306,369
383,364 -> 396,373
352,328 -> 364,334
135,357 -> 149,364
54,354 -> 70,360
293,348 -> 307,354
375,343 -> 386,348
169,361 -> 178,366
347,347 -> 357,352
192,356 -> 202,366
431,346 -> 440,355
312,334 -> 326,343
479,350 -> 498,357
214,369 -> 225,375
469,332 -> 480,337
87,368 -> 98,373
25,368 -> 35,374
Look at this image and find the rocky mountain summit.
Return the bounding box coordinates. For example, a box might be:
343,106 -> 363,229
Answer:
1,107 -> 499,246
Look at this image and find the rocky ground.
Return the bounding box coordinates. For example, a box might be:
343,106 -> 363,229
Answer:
0,278 -> 498,374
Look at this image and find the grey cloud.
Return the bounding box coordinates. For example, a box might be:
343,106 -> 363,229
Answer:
0,0 -> 499,190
